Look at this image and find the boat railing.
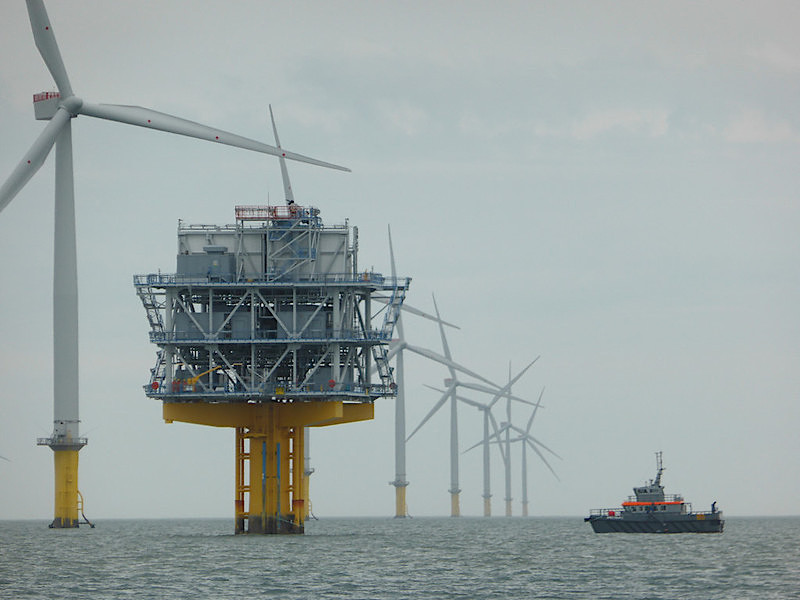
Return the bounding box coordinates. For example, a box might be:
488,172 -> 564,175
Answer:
625,493 -> 684,503
588,508 -> 624,517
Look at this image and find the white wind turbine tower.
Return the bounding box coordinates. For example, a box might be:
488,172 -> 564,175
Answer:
382,227 -> 462,518
0,0 -> 348,528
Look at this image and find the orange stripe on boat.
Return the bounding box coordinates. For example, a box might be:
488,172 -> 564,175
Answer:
621,501 -> 684,506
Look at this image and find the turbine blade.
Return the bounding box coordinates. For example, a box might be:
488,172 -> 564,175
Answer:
78,102 -> 350,172
373,296 -> 460,329
457,381 -> 536,406
526,434 -> 562,460
0,108 -> 70,213
387,225 -> 405,339
487,356 -> 541,409
407,386 -> 452,441
525,437 -> 560,481
507,357 -> 540,390
403,344 -> 496,387
455,394 -> 486,410
388,225 -> 397,280
423,384 -> 446,394
462,438 -> 483,454
525,388 -> 545,434
431,294 -> 453,361
384,340 -> 406,362
26,0 -> 73,97
269,105 -> 295,204
488,412 -> 507,464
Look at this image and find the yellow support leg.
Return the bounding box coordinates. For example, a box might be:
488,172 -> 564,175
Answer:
234,427 -> 249,534
51,450 -> 79,528
290,427 -> 305,529
164,400 -> 374,534
483,497 -> 492,517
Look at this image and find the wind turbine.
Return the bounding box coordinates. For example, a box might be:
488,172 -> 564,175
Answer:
1,0 -> 348,528
448,358 -> 539,516
517,389 -> 559,516
485,390 -> 561,516
406,295 -> 519,517
384,227 -> 462,518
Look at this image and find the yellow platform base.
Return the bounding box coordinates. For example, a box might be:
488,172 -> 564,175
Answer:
164,400 -> 373,534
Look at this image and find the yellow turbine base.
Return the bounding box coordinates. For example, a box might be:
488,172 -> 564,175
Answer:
52,450 -> 79,528
451,492 -> 460,517
395,486 -> 407,518
483,497 -> 491,517
505,500 -> 513,517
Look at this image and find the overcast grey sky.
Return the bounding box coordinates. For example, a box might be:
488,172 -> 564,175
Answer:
0,1 -> 798,520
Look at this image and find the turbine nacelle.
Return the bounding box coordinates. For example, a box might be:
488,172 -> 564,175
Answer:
33,91 -> 61,120
33,93 -> 83,120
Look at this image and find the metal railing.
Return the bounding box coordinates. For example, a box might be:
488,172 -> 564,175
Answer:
134,273 -> 410,288
36,436 -> 88,448
625,494 -> 684,503
148,328 -> 391,344
145,381 -> 394,398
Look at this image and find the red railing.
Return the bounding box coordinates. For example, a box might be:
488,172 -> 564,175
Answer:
235,205 -> 313,221
33,92 -> 60,102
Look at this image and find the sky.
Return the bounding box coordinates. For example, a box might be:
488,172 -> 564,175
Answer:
0,1 -> 798,521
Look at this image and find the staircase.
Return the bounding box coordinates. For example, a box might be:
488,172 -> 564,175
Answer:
372,277 -> 409,387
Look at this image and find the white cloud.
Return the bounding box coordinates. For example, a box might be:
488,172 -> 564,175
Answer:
376,100 -> 430,136
746,42 -> 800,73
570,109 -> 670,140
723,109 -> 799,143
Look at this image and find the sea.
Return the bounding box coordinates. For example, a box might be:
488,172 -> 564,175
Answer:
1,516 -> 798,599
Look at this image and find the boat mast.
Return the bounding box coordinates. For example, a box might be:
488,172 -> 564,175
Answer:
653,451 -> 664,487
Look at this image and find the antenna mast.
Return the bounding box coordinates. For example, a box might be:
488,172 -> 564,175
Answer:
654,451 -> 664,487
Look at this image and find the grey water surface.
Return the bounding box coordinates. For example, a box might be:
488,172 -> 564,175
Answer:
1,517 -> 798,599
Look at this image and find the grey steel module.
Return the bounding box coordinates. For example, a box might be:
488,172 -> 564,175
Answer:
584,452 -> 724,533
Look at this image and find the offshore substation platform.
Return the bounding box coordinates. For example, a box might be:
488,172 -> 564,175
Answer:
134,204 -> 408,533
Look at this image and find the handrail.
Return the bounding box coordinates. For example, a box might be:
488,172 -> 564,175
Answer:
626,493 -> 684,503
146,381 -> 394,398
148,328 -> 391,343
134,273 -> 410,288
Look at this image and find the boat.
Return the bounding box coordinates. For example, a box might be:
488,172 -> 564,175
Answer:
584,452 -> 724,533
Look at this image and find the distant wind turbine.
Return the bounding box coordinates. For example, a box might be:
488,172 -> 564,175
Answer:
456,358 -> 540,516
406,295 -> 520,517
518,389 -> 558,516
383,226 -> 461,518
484,390 -> 561,516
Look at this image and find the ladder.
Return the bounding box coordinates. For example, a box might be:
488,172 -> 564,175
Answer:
136,283 -> 165,332
372,278 -> 408,386
135,282 -> 166,390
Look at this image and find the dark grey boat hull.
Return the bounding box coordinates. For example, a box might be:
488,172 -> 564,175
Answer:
585,514 -> 724,533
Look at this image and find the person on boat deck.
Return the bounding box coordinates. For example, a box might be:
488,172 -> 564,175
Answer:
711,501 -> 717,513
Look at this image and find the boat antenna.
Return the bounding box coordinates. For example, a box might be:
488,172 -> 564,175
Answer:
654,450 -> 664,487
